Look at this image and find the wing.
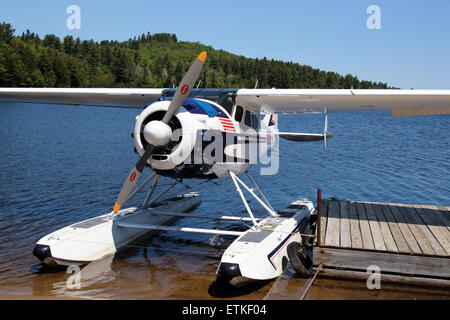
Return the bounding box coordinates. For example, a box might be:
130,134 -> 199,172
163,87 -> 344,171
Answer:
0,88 -> 165,109
236,89 -> 450,117
3,87 -> 450,116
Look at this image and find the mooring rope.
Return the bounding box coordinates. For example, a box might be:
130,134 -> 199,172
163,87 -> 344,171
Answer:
299,263 -> 323,300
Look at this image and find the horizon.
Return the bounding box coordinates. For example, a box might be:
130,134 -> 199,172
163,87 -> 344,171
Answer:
1,0 -> 450,89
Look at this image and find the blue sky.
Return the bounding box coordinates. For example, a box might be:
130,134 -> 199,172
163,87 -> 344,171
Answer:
1,0 -> 449,89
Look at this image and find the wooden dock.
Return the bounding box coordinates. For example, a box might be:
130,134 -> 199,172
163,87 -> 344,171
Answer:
313,198 -> 450,286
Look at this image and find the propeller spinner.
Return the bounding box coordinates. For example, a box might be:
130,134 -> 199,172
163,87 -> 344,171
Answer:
112,51 -> 207,213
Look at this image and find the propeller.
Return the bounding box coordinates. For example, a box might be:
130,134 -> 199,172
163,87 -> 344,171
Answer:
112,51 -> 207,213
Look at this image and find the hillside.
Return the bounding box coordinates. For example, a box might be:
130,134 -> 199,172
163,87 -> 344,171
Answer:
0,22 -> 390,89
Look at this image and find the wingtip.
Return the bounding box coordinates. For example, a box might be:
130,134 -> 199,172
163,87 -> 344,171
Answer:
197,51 -> 207,62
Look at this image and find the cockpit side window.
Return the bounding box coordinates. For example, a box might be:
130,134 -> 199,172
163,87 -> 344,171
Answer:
215,94 -> 234,115
243,110 -> 260,129
244,110 -> 252,127
251,114 -> 259,130
235,105 -> 243,122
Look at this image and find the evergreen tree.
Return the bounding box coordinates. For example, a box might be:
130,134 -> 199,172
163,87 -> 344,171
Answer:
0,21 -> 394,90
63,35 -> 75,55
43,34 -> 61,50
0,22 -> 15,44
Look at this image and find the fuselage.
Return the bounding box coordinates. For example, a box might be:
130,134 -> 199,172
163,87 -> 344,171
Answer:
132,91 -> 279,179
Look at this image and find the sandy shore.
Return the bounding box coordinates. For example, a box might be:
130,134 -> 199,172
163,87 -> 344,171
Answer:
0,294 -> 86,300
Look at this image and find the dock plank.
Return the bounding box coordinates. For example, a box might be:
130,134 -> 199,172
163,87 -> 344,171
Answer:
347,202 -> 363,249
355,202 -> 375,250
379,205 -> 411,254
396,205 -> 440,256
339,201 -> 352,248
415,204 -> 450,233
371,203 -> 398,253
314,199 -> 450,284
324,200 -> 340,247
413,206 -> 450,256
388,205 -> 422,254
363,203 -> 387,251
313,247 -> 450,279
423,207 -> 450,253
431,206 -> 450,232
404,204 -> 446,256
315,268 -> 450,288
318,199 -> 329,246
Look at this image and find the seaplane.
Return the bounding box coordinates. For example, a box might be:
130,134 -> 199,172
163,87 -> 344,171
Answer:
1,51 -> 450,288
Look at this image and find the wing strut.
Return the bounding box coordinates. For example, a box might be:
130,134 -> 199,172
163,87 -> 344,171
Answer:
229,171 -> 278,228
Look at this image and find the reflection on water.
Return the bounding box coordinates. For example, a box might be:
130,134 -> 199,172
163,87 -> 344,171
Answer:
0,103 -> 448,299
50,254 -> 115,299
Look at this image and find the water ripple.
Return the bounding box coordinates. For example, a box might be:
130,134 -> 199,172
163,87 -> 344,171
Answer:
0,103 -> 448,298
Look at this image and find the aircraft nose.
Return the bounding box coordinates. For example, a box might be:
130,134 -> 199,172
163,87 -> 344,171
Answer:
143,120 -> 173,146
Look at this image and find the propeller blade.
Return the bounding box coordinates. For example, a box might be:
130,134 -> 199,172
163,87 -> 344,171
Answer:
113,145 -> 155,213
162,51 -> 207,124
112,52 -> 207,213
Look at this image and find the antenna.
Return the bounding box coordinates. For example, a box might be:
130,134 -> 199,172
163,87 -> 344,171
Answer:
254,79 -> 259,89
196,80 -> 201,89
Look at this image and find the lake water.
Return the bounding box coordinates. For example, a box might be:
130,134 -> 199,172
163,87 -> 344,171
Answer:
0,102 -> 448,299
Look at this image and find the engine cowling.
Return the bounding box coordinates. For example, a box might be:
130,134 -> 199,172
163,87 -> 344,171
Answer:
133,100 -> 202,171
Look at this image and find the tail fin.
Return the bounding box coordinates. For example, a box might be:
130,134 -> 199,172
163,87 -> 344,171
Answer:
262,113 -> 278,129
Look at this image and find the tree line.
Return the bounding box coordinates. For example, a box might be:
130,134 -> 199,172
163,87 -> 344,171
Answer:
0,22 -> 391,89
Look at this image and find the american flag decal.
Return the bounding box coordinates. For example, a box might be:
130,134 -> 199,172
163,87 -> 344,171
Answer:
217,117 -> 236,132
269,114 -> 276,126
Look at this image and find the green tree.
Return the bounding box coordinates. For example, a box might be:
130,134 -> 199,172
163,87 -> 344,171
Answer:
0,21 -> 394,89
0,42 -> 28,86
43,34 -> 61,50
64,35 -> 75,55
0,22 -> 15,44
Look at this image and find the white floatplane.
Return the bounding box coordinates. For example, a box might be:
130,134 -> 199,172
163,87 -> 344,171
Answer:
2,52 -> 450,287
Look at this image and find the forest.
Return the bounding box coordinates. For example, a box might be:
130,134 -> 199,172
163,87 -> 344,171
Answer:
0,22 -> 391,89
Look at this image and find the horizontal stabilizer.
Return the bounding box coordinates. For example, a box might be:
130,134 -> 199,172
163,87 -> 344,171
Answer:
276,132 -> 333,142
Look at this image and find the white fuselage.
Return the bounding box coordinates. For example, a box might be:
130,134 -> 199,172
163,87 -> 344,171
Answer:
132,98 -> 279,179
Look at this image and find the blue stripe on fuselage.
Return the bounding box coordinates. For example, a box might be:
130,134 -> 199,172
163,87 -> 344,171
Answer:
158,97 -> 228,118
182,98 -> 226,118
